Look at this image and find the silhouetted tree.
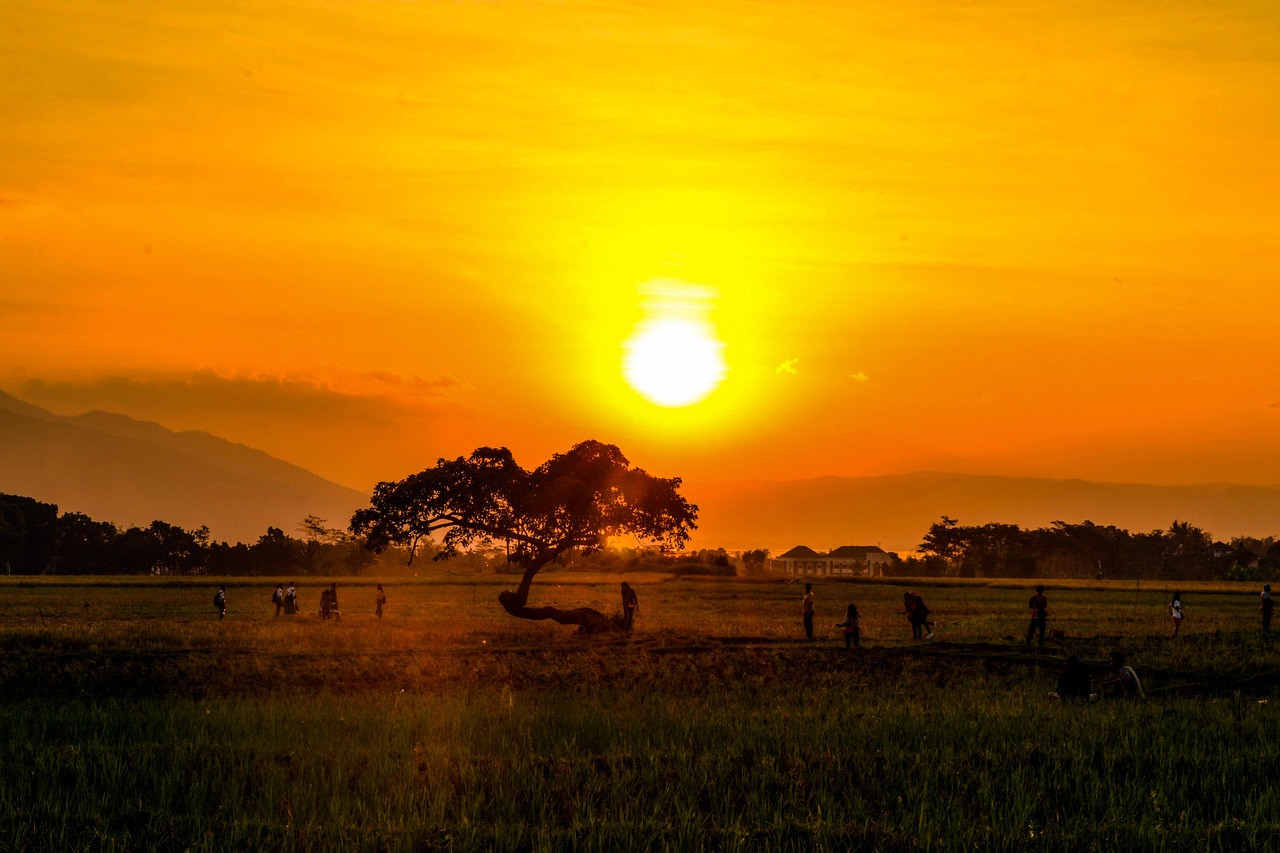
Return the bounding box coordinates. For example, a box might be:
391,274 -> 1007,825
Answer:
351,440 -> 698,632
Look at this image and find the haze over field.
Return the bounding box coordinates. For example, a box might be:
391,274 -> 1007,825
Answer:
4,1 -> 1280,531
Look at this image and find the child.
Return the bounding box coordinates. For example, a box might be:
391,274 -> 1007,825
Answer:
1169,591 -> 1183,637
835,603 -> 860,649
213,586 -> 226,620
375,583 -> 387,620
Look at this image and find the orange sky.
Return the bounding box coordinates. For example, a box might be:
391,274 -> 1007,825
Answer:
4,0 -> 1280,492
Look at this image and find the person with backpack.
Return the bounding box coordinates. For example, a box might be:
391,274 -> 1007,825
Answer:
213,586 -> 227,620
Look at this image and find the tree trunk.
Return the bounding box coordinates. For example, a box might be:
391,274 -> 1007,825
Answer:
498,563 -> 617,633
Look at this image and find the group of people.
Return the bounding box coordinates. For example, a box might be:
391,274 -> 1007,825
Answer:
270,583 -> 300,616
215,582 -> 388,620
801,583 -> 934,644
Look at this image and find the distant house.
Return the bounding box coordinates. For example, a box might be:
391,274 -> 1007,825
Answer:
772,545 -> 891,578
1211,541 -> 1259,568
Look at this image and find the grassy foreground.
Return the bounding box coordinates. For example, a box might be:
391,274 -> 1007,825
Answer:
2,575 -> 1279,851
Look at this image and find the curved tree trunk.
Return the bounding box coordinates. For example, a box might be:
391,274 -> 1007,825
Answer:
498,565 -> 618,633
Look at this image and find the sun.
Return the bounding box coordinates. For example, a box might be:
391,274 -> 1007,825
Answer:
622,280 -> 727,407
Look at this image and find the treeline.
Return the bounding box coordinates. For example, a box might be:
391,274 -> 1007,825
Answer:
0,493 -> 380,576
901,516 -> 1279,581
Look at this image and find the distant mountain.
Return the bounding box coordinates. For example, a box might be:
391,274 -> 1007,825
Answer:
683,472 -> 1280,555
0,391 -> 368,543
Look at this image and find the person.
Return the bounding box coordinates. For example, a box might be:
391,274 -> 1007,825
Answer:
1101,650 -> 1144,700
802,583 -> 815,640
1026,585 -> 1048,648
1169,591 -> 1184,637
908,591 -> 934,640
320,583 -> 340,620
1055,655 -> 1092,701
213,586 -> 226,620
903,592 -> 920,639
375,583 -> 387,620
284,582 -> 298,616
620,582 -> 638,631
835,602 -> 860,649
1262,584 -> 1274,634
272,583 -> 284,618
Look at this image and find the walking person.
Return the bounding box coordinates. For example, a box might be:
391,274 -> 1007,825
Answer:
213,586 -> 227,620
1169,591 -> 1184,637
913,592 -> 935,640
375,583 -> 387,620
620,582 -> 638,631
272,583 -> 284,618
1026,585 -> 1048,649
1262,584 -> 1274,635
802,583 -> 815,640
284,582 -> 298,616
835,602 -> 860,649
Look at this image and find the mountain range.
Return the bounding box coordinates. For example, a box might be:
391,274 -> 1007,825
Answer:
4,389 -> 1279,554
0,391 -> 368,543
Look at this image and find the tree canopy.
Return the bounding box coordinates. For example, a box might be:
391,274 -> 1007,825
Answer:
350,440 -> 698,630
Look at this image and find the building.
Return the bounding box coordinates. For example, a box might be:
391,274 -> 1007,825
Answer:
772,545 -> 892,577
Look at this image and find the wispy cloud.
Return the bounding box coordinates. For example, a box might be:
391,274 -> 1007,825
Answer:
850,372 -> 870,383
776,358 -> 799,375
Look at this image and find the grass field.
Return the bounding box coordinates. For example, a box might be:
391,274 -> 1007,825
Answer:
2,573 -> 1279,850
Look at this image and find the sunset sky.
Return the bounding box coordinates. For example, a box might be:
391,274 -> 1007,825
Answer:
4,0 -> 1280,494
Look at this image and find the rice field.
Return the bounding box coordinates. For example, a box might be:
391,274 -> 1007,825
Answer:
2,573 -> 1278,850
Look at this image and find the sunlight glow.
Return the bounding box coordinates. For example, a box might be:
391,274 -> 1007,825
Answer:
623,280 -> 727,407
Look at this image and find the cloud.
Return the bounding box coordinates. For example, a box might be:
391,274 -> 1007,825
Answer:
850,372 -> 871,383
19,369 -> 463,428
776,358 -> 799,375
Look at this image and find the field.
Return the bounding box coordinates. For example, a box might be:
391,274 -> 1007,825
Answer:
2,572 -> 1279,851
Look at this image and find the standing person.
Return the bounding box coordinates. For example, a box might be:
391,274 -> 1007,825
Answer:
835,602 -> 861,649
319,585 -> 332,620
272,583 -> 284,618
620,582 -> 639,631
328,583 -> 341,620
375,583 -> 387,620
802,583 -> 815,640
1169,591 -> 1184,637
213,586 -> 226,620
1102,650 -> 1144,700
1262,584 -> 1274,634
1026,585 -> 1048,649
284,582 -> 297,616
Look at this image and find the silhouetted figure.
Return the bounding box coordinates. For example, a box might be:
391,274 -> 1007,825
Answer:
835,602 -> 860,649
320,583 -> 340,620
213,586 -> 226,620
272,583 -> 284,618
802,583 -> 815,640
1055,655 -> 1091,701
1262,584 -> 1273,634
1102,650 -> 1144,700
375,583 -> 387,620
284,582 -> 298,616
1169,591 -> 1183,637
1026,585 -> 1048,648
905,591 -> 934,640
620,582 -> 638,631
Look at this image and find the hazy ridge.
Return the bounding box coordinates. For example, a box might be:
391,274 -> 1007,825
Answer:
0,392 -> 368,543
684,472 -> 1280,555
